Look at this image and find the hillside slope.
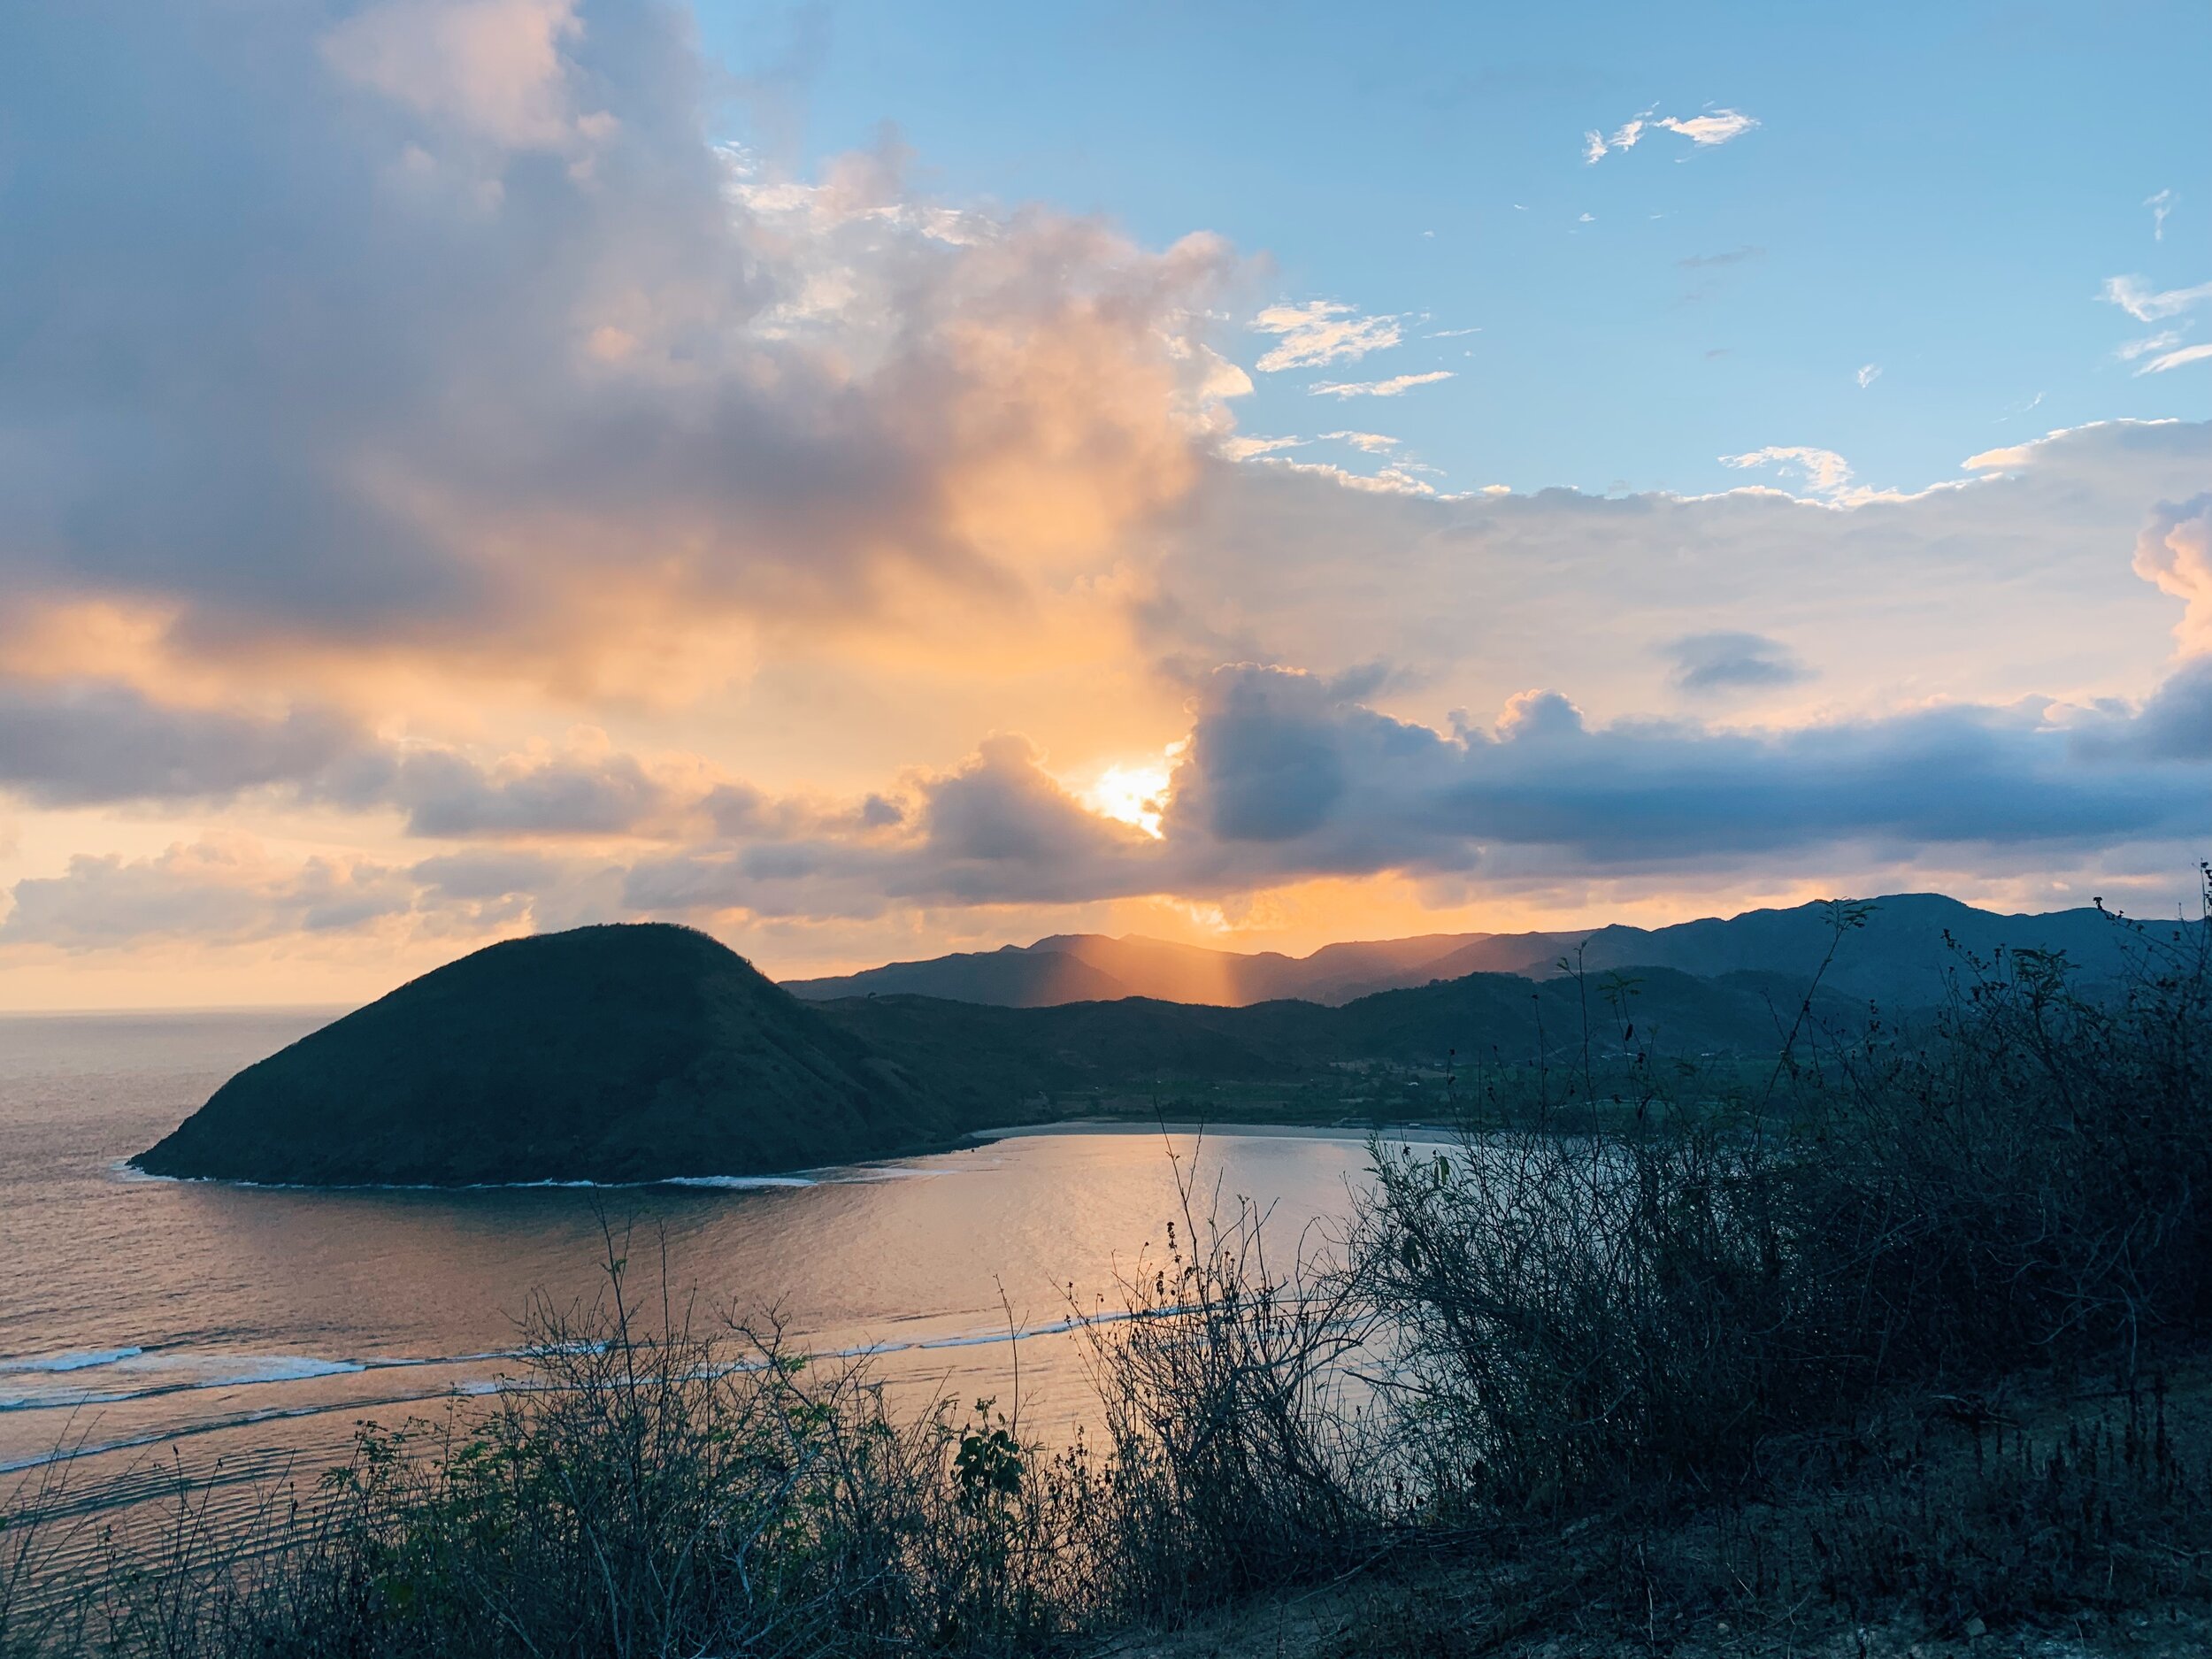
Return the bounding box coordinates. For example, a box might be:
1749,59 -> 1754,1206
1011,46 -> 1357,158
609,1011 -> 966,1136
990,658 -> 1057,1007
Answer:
134,924 -> 951,1186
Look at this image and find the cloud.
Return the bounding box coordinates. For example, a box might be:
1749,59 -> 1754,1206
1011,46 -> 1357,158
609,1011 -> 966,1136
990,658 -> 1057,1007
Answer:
319,0 -> 593,152
2148,188 -> 2175,242
1156,665 -> 2210,883
1320,431 -> 1399,453
2138,343 -> 2212,376
1663,633 -> 1813,695
0,839 -> 413,949
2102,275 -> 2212,322
0,0 -> 1244,696
1309,372 -> 1454,399
1218,434 -> 1308,460
2119,331 -> 2185,362
2133,495 -> 2212,655
1586,106 -> 1757,162
0,683 -> 361,807
11,641 -> 2212,946
1719,445 -> 1856,499
1151,421 -> 2209,747
1657,110 -> 1759,147
0,679 -> 702,839
1856,363 -> 1882,389
328,744 -> 677,837
2118,658 -> 2212,759
1250,301 -> 1402,372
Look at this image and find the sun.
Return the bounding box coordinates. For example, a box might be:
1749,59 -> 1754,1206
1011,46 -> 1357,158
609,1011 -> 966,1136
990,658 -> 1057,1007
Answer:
1081,757 -> 1175,839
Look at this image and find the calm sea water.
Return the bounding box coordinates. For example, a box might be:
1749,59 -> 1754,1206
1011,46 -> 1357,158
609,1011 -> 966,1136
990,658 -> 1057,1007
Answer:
0,1010 -> 1406,1522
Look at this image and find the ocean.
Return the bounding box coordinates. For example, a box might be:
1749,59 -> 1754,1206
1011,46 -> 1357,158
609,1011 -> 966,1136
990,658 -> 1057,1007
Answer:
0,1009 -> 1402,1526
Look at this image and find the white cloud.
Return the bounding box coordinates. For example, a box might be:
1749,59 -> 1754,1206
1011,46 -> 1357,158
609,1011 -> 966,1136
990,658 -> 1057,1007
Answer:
1719,445 -> 1856,499
1220,434 -> 1308,460
2148,188 -> 2175,242
1586,106 -> 1758,162
1308,371 -> 1455,399
1657,110 -> 1759,146
1856,363 -> 1882,389
2139,343 -> 2212,375
2102,274 -> 2212,322
1321,431 -> 1399,452
1250,300 -> 1402,372
2119,330 -> 2185,362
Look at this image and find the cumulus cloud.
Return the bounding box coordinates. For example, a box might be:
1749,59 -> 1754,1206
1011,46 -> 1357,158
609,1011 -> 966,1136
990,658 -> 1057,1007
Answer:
0,678 -> 709,839
319,0 -> 595,151
2134,495 -> 2212,655
0,840 -> 413,949
1309,372 -> 1454,399
0,683 -> 362,807
0,0 -> 1243,696
1663,632 -> 1813,695
1146,421 -> 2208,743
326,744 -> 678,837
1250,301 -> 1402,372
9,646 -> 2212,946
1156,664 -> 2210,880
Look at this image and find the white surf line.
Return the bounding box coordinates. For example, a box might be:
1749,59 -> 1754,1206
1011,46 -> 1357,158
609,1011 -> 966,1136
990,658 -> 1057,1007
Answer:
0,1347 -> 145,1376
0,1383 -> 474,1476
111,1161 -> 822,1193
0,1342 -> 603,1414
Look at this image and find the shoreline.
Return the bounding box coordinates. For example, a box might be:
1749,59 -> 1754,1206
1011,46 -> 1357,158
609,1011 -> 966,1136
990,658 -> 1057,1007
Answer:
119,1118 -> 1463,1194
963,1118 -> 1464,1148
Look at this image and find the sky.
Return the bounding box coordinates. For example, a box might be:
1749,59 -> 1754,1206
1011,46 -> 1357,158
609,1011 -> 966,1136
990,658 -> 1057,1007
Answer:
0,0 -> 2208,1009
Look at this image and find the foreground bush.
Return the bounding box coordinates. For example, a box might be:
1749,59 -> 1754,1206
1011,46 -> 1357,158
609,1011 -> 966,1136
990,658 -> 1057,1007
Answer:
1348,879 -> 2212,1522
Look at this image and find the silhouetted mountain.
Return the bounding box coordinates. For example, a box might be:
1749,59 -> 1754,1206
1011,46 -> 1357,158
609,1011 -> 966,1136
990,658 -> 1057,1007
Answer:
781,946 -> 1135,1008
138,897 -> 2183,1186
820,964 -> 1824,1125
134,925 -> 952,1186
785,895 -> 2175,1011
1525,895 -> 2168,1009
787,930 -> 1500,1008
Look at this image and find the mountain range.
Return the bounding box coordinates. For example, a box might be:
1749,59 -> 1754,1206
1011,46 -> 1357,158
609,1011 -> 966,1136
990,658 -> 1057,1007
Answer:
136,894 -> 2191,1186
786,893 -> 2168,1013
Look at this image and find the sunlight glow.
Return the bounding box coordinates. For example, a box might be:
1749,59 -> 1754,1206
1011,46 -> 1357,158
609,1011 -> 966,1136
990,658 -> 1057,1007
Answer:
1081,759 -> 1173,839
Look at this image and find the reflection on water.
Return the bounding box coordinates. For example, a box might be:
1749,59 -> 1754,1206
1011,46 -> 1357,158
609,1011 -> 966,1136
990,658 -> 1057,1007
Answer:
0,1010 -> 1418,1506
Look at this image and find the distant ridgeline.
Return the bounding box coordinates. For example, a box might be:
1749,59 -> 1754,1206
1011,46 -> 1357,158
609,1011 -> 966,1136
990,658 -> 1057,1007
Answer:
783,894 -> 2160,1010
136,899 -> 2185,1187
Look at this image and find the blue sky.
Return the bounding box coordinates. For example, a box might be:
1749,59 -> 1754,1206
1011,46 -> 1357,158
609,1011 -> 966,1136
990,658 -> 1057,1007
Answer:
704,0 -> 2211,496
